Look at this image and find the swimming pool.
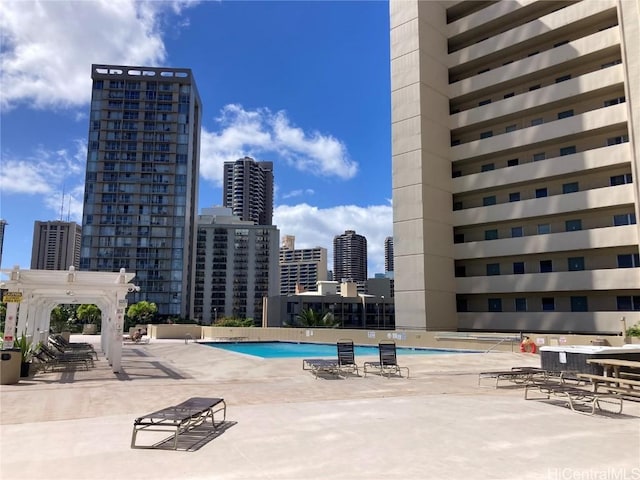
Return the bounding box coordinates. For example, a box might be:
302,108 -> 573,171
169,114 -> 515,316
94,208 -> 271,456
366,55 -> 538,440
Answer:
202,341 -> 474,359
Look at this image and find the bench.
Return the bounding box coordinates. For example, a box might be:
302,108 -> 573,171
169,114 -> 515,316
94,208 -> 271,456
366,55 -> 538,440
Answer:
525,380 -> 623,415
577,373 -> 640,399
131,397 -> 226,449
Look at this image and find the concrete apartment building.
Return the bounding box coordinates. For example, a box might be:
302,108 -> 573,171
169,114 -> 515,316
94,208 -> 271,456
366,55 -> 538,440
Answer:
80,65 -> 201,317
279,235 -> 328,295
223,157 -> 274,225
30,221 -> 81,270
333,230 -> 368,282
391,0 -> 640,334
192,207 -> 280,325
384,236 -> 395,274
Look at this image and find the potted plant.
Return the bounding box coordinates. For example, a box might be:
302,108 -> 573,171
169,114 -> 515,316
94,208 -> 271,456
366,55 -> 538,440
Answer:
15,333 -> 36,377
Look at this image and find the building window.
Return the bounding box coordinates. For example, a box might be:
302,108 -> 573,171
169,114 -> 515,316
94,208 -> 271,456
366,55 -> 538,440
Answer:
607,135 -> 629,146
562,182 -> 579,194
480,131 -> 493,139
604,96 -> 625,106
515,298 -> 527,312
614,213 -> 636,226
507,159 -> 519,167
513,262 -> 525,274
617,254 -> 640,268
481,163 -> 495,172
483,196 -> 496,206
617,296 -> 640,311
558,109 -> 574,119
529,84 -> 541,91
565,219 -> 582,231
531,118 -> 543,126
455,265 -> 467,277
511,226 -> 523,237
556,74 -> 571,83
601,59 -> 622,68
535,188 -> 548,198
509,192 -> 520,202
452,170 -> 462,178
453,201 -> 463,211
538,224 -> 550,234
568,257 -> 585,271
485,229 -> 498,241
560,146 -> 577,156
540,260 -> 553,273
486,263 -> 500,276
570,296 -> 588,312
553,40 -> 569,47
479,99 -> 492,106
454,233 -> 465,244
456,297 -> 468,312
488,298 -> 502,312
451,139 -> 461,146
533,152 -> 545,162
504,92 -> 515,99
610,174 -> 632,186
542,297 -> 555,311
505,124 -> 517,133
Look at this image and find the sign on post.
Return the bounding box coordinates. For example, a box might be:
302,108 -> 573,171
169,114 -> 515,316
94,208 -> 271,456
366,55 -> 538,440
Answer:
2,292 -> 22,303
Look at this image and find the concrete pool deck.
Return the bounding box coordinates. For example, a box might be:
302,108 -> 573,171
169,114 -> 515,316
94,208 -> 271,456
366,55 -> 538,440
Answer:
1,335 -> 639,480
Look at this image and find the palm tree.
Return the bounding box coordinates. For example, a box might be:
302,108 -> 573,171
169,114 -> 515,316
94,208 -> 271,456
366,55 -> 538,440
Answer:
294,308 -> 339,328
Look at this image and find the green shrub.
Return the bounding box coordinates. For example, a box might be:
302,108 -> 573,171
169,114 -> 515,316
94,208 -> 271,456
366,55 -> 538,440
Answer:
626,323 -> 640,337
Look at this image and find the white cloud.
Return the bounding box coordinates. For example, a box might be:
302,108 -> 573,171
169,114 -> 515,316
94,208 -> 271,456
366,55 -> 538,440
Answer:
200,104 -> 358,184
0,0 -> 195,110
281,188 -> 315,199
274,202 -> 393,275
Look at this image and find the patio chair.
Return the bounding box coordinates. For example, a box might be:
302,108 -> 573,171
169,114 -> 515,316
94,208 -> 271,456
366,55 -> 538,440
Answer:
336,339 -> 359,377
302,358 -> 339,378
363,341 -> 410,378
477,367 -> 547,388
131,397 -> 227,449
49,336 -> 98,359
40,343 -> 95,367
33,346 -> 92,371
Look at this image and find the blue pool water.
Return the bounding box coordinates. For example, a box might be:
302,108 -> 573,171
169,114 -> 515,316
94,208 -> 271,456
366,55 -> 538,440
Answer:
202,341 -> 474,359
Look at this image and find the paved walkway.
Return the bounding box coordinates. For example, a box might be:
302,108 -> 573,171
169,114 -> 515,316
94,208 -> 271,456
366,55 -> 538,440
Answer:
1,336 -> 639,480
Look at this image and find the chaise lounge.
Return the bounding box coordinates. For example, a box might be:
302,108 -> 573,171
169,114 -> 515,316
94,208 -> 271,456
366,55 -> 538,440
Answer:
131,397 -> 227,449
364,341 -> 410,378
302,339 -> 359,378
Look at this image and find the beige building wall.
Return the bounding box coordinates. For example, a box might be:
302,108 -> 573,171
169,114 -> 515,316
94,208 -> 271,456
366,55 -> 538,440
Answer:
391,0 -> 640,334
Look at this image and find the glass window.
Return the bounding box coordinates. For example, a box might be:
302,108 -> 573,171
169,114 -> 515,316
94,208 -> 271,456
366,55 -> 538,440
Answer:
453,201 -> 463,211
617,296 -> 640,311
452,170 -> 462,178
454,233 -> 465,244
504,92 -> 515,99
607,135 -> 629,146
562,182 -> 579,194
610,174 -> 632,186
511,226 -> 523,237
531,118 -> 543,126
570,296 -> 588,312
480,131 -> 493,139
483,196 -> 496,206
455,266 -> 466,277
560,146 -> 576,156
509,192 -> 520,202
507,158 -> 519,167
451,139 -> 461,146
568,257 -> 585,271
617,254 -> 640,268
486,263 -> 500,276
538,224 -> 550,234
515,298 -> 527,312
481,163 -> 495,172
535,188 -> 548,198
565,219 -> 582,231
533,152 -> 545,162
513,262 -> 525,274
456,297 -> 468,312
540,260 -> 553,273
542,297 -> 555,311
505,124 -> 517,133
488,298 -> 502,312
479,99 -> 492,106
485,229 -> 498,241
604,96 -> 626,107
557,109 -> 574,119
529,85 -> 541,91
556,75 -> 571,83
614,214 -> 636,226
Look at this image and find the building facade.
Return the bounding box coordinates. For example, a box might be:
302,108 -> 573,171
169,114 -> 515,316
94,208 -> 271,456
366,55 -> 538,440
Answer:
192,207 -> 280,325
279,235 -> 328,294
80,64 -> 201,317
384,236 -> 394,274
31,221 -> 81,270
333,230 -> 368,283
223,157 -> 274,225
391,0 -> 640,334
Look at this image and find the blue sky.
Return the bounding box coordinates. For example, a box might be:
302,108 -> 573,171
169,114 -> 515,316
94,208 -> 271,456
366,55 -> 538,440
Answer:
0,0 -> 392,275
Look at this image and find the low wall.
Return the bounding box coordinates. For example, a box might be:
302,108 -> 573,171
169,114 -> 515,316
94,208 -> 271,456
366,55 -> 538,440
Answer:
148,324 -> 202,339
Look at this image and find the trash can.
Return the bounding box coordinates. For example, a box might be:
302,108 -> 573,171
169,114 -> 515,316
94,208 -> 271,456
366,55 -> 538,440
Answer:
0,349 -> 22,385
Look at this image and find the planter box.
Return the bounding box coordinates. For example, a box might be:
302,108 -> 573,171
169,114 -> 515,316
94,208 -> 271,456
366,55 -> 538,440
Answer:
540,345 -> 640,374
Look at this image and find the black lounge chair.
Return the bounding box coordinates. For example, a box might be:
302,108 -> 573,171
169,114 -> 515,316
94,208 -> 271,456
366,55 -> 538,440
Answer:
131,397 -> 226,449
49,336 -> 98,360
302,339 -> 359,378
525,378 -> 623,415
33,346 -> 92,371
363,341 -> 410,378
477,367 -> 547,387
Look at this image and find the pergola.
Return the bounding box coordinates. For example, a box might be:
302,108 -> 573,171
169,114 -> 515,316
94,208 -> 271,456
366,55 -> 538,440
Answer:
1,266 -> 138,373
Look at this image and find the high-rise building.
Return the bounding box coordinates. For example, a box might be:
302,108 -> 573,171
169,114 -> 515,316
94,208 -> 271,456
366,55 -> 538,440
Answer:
0,219 -> 7,267
223,157 -> 274,225
31,221 -> 81,270
384,236 -> 394,274
192,207 -> 280,325
333,230 -> 367,282
279,235 -> 328,294
80,64 -> 202,317
391,1 -> 640,334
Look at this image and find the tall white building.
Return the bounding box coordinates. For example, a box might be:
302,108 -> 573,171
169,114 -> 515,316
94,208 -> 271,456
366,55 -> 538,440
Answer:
391,0 -> 640,334
223,157 -> 274,225
192,207 -> 280,324
279,235 -> 328,294
30,221 -> 81,270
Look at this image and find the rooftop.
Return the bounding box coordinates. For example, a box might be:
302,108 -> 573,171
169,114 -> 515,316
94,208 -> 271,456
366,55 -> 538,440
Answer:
1,335 -> 639,479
